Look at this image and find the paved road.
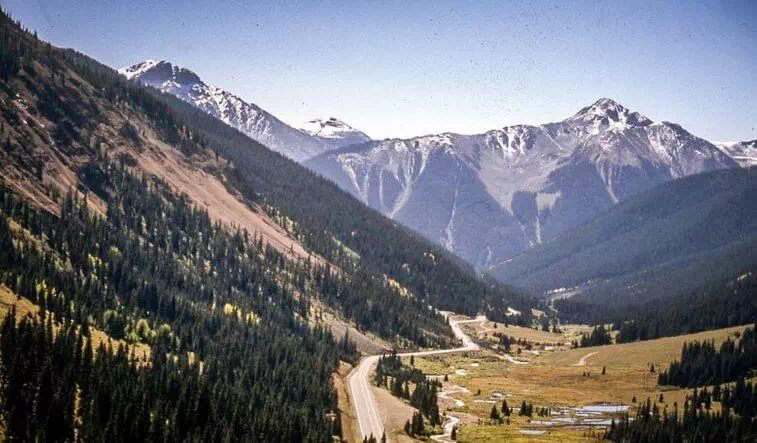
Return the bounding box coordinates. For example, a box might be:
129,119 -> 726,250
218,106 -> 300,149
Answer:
348,314 -> 485,442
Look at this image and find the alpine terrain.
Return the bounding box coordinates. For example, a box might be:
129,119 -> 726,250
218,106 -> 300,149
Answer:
300,116 -> 372,148
0,10 -> 532,442
2,3 -> 757,443
307,98 -> 740,269
489,168 -> 757,304
119,60 -> 370,161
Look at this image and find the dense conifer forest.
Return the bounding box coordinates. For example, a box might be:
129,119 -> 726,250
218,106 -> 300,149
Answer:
575,324 -> 613,348
605,394 -> 757,442
0,160 -> 363,440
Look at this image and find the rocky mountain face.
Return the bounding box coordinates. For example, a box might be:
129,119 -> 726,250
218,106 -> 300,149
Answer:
119,60 -> 369,161
114,63 -> 748,272
307,98 -> 739,270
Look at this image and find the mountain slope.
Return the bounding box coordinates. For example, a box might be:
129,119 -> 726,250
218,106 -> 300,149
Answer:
2,11 -> 532,330
140,79 -> 534,323
307,99 -> 738,269
119,60 -> 369,161
489,168 -> 757,304
0,10 -> 362,441
0,10 -> 537,441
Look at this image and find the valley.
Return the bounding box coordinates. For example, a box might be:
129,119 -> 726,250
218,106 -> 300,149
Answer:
347,314 -> 752,442
1,3 -> 756,442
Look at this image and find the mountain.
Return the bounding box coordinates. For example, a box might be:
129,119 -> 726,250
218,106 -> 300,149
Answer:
0,11 -> 536,441
307,98 -> 739,269
119,60 -> 369,161
715,140 -> 757,167
300,116 -> 371,147
1,17 -> 532,338
489,168 -> 757,304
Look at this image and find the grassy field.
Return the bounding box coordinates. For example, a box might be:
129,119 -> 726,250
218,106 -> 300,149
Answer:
456,419 -> 602,443
408,323 -> 749,442
467,320 -> 572,345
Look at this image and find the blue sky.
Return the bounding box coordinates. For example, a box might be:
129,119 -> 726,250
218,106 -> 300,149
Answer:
3,0 -> 756,140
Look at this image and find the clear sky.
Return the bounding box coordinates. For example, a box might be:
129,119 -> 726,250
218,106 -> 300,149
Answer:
3,0 -> 756,141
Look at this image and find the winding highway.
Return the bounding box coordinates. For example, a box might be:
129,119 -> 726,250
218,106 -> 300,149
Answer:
347,314 -> 485,441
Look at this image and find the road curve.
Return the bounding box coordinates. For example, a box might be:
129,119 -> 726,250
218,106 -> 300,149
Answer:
347,314 -> 485,441
572,351 -> 599,367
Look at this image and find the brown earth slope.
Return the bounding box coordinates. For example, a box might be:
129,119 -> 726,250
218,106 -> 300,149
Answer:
0,55 -> 309,261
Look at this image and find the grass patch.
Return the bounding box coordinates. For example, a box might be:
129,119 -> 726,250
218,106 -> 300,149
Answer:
413,324 -> 751,438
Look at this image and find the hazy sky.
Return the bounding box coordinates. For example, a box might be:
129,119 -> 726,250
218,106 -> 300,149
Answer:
3,0 -> 756,141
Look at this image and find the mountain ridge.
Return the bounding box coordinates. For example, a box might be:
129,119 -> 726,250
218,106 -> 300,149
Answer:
300,116 -> 371,145
119,59 -> 370,161
307,98 -> 739,269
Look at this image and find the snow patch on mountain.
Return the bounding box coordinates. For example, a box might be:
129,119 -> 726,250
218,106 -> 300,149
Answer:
307,98 -> 740,270
119,59 -> 162,80
714,140 -> 757,167
300,117 -> 370,142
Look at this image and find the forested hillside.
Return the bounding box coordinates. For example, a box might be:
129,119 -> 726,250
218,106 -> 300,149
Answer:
128,77 -> 533,324
0,7 -> 533,341
0,8 -> 537,440
657,324 -> 757,388
61,33 -> 531,326
555,270 -> 757,344
493,168 -> 757,305
0,160 -> 359,440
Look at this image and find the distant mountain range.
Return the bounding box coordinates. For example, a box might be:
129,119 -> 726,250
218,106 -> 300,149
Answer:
307,98 -> 742,269
119,60 -> 370,162
715,140 -> 757,167
119,61 -> 751,273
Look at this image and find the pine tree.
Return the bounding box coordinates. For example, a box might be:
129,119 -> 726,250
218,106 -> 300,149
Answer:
490,404 -> 500,421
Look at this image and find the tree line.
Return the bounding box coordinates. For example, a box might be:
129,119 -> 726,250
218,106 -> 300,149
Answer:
605,393 -> 756,442
606,325 -> 757,441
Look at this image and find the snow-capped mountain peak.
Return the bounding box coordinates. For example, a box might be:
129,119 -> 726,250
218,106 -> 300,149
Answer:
118,59 -> 359,162
118,59 -> 164,80
307,97 -> 738,270
567,97 -> 653,131
714,139 -> 757,167
300,117 -> 371,146
302,117 -> 358,138
119,60 -> 202,89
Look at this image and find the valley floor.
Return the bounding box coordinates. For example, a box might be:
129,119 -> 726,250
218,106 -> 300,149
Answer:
349,317 -> 750,442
